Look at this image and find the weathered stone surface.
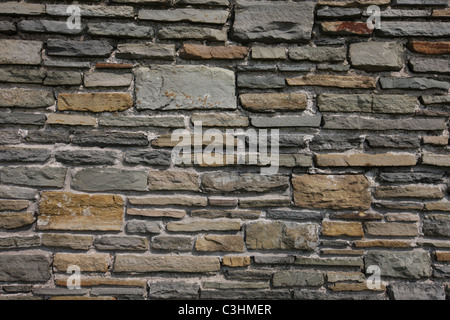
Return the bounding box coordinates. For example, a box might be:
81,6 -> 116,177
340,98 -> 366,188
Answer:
0,40 -> 42,65
0,2 -> 45,15
114,255 -> 221,273
239,196 -> 291,208
408,41 -> 450,55
181,44 -> 248,60
195,235 -> 245,252
116,43 -> 175,60
201,290 -> 290,300
240,93 -> 307,112
84,72 -> 133,88
1,166 -> 66,187
202,172 -> 289,193
379,172 -> 444,184
222,256 -> 251,267
392,0 -> 447,5
252,46 -> 286,60
0,88 -> 54,108
167,219 -> 241,232
266,209 -> 324,222
380,22 -> 450,37
127,208 -> 186,219
72,131 -> 148,147
149,281 -> 200,300
322,221 -> 364,237
38,192 -> 124,231
410,58 -> 450,74
318,94 -> 372,113
129,195 -> 206,207
191,209 -> 260,220
375,186 -> 444,199
0,185 -> 36,200
365,222 -> 419,237
0,112 -> 44,126
191,113 -> 249,127
58,93 -> 132,113
422,136 -> 448,146
95,236 -> 149,251
246,221 -> 319,251
47,39 -> 113,57
0,212 -> 35,229
237,74 -> 285,89
42,234 -> 93,251
0,129 -> 21,145
100,115 -> 184,128
56,149 -> 118,166
425,202 -> 450,212
0,235 -> 40,250
158,26 -> 227,41
0,200 -> 29,211
316,153 -> 416,167
321,21 -> 373,35
139,9 -> 228,24
124,150 -> 172,166
46,114 -> 96,126
72,168 -> 148,192
310,134 -> 361,151
0,148 -> 51,163
87,22 -> 154,38
53,253 -> 110,272
0,68 -> 46,83
273,271 -> 325,287
388,282 -> 445,300
44,71 -> 82,86
203,281 -> 269,290
296,256 -> 363,267
436,252 -> 450,262
148,171 -> 199,191
365,250 -> 431,279
380,77 -> 450,91
290,46 -> 347,62
232,1 -> 316,42
355,240 -> 413,248
287,75 -> 377,88
350,42 -> 404,71
18,20 -> 82,35
422,154 -> 450,167
251,115 -> 322,128
126,220 -> 161,234
136,65 -> 235,110
293,175 -> 371,210
373,95 -> 417,114
317,7 -> 361,18
152,236 -> 193,252
47,4 -> 134,18
0,254 -> 51,282
423,215 -> 450,238
367,135 -> 420,149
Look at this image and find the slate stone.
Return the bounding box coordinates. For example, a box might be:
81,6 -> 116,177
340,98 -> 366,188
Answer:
266,209 -> 324,221
392,0 -> 448,5
202,172 -> 289,193
158,26 -> 227,41
151,236 -> 193,252
116,43 -> 175,60
149,282 -> 200,300
388,283 -> 445,300
126,220 -> 161,234
423,215 -> 450,238
72,168 -> 148,192
200,290 -> 290,300
365,250 -> 431,279
310,134 -> 362,151
379,22 -> 450,37
0,69 -> 46,84
0,40 -> 42,65
317,94 -> 372,113
0,129 -> 21,145
0,148 -> 51,162
251,115 -> 322,128
232,1 -> 316,42
55,149 -> 119,165
0,167 -> 67,188
237,74 -> 286,89
94,236 -> 148,251
289,46 -> 347,62
46,4 -> 135,18
99,116 -> 185,128
0,88 -> 54,108
124,150 -> 172,166
0,254 -> 51,282
273,271 -> 325,287
47,39 -> 113,57
366,135 -> 421,149
18,20 -> 82,35
317,8 -> 361,19
135,65 -> 236,110
350,42 -> 404,71
0,21 -> 16,34
409,58 -> 450,74
87,22 -> 154,38
72,131 -> 149,147
0,185 -> 36,200
25,130 -> 71,144
380,77 -> 450,91
44,71 -> 83,86
138,9 -> 229,24
90,287 -> 146,300
379,172 -> 444,184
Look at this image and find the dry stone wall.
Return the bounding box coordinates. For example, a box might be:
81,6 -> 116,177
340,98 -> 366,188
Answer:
0,0 -> 449,300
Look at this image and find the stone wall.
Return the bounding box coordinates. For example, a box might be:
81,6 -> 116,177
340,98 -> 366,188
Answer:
0,0 -> 449,300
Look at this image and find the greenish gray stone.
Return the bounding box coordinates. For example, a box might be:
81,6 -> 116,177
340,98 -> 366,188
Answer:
158,26 -> 227,41
289,46 -> 347,62
237,74 -> 285,89
350,42 -> 404,71
72,168 -> 148,192
0,236 -> 40,249
421,95 -> 450,105
0,167 -> 67,187
126,220 -> 162,234
409,58 -> 450,74
365,250 -> 431,279
366,135 -> 421,149
55,149 -> 119,165
233,1 -> 316,42
116,43 -> 175,60
138,9 -> 229,24
0,254 -> 51,282
0,69 -> 46,83
94,236 -> 148,251
318,94 -> 372,113
44,71 -> 82,86
149,282 -> 200,300
135,65 -> 236,110
0,113 -> 48,125
253,256 -> 295,265
33,288 -> 89,296
372,95 -> 417,114
0,148 -> 51,162
0,88 -> 54,108
423,215 -> 450,238
273,271 -> 325,287
84,72 -> 133,87
251,115 -> 322,128
0,185 -> 36,199
90,287 -> 146,300
25,130 -> 71,144
87,22 -> 154,38
380,77 -> 450,91
151,236 -> 193,252
225,270 -> 273,281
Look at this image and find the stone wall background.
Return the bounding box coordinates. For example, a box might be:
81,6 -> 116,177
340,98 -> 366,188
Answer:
0,0 -> 449,300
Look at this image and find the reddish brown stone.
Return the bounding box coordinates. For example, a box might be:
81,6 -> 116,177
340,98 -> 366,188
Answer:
321,21 -> 373,35
180,44 -> 249,60
408,41 -> 450,55
95,63 -> 133,69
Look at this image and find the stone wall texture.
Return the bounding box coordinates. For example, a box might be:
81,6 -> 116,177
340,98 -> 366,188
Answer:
0,0 -> 449,300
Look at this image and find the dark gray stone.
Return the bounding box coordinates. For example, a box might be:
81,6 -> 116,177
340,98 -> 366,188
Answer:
18,20 -> 82,35
232,1 -> 316,42
379,22 -> 450,37
0,113 -> 46,126
44,71 -> 82,86
0,21 -> 16,34
2,285 -> 32,293
379,172 -> 444,184
380,77 -> 450,91
0,88 -> 54,108
124,150 -> 172,166
25,130 -> 71,144
0,148 -> 51,162
365,250 -> 431,279
226,270 -> 273,281
324,115 -> 446,131
421,95 -> 450,105
1,167 -> 67,188
366,135 -> 421,149
310,134 -> 362,151
99,116 -> 185,128
317,8 -> 361,19
392,0 -> 448,5
72,168 -> 148,192
388,283 -> 445,300
266,209 -> 324,221
201,172 -> 289,193
72,131 -> 149,147
47,39 -> 113,57
56,149 -> 118,165
0,130 -> 21,145
158,26 -> 227,41
423,215 -> 450,238
289,46 -> 347,62
151,236 -> 193,252
0,254 -> 51,282
94,236 -> 148,251
273,271 -> 325,287
294,290 -> 385,300
87,22 -> 154,38
149,281 -> 199,300
200,290 -> 290,300
237,74 -> 285,89
0,69 -> 46,84
32,288 -> 89,296
126,220 -> 162,234
90,287 -> 146,300
278,134 -> 307,148
409,58 -> 450,74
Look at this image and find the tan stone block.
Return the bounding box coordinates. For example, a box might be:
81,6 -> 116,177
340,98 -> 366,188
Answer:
0,212 -> 35,229
354,240 -> 414,248
195,235 -> 245,252
57,93 -> 133,113
425,202 -> 450,212
180,44 -> 249,60
222,256 -> 251,267
436,251 -> 450,262
322,221 -> 364,237
42,234 -> 93,250
53,253 -> 110,272
127,208 -> 186,219
128,195 -> 207,207
38,192 -> 124,231
167,219 -> 241,232
315,153 -> 417,167
148,171 -> 199,191
0,200 -> 29,211
46,114 -> 96,126
365,222 -> 419,237
423,136 -> 448,146
329,282 -> 385,292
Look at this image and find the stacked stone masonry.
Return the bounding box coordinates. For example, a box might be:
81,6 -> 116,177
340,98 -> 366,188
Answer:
0,0 -> 449,300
